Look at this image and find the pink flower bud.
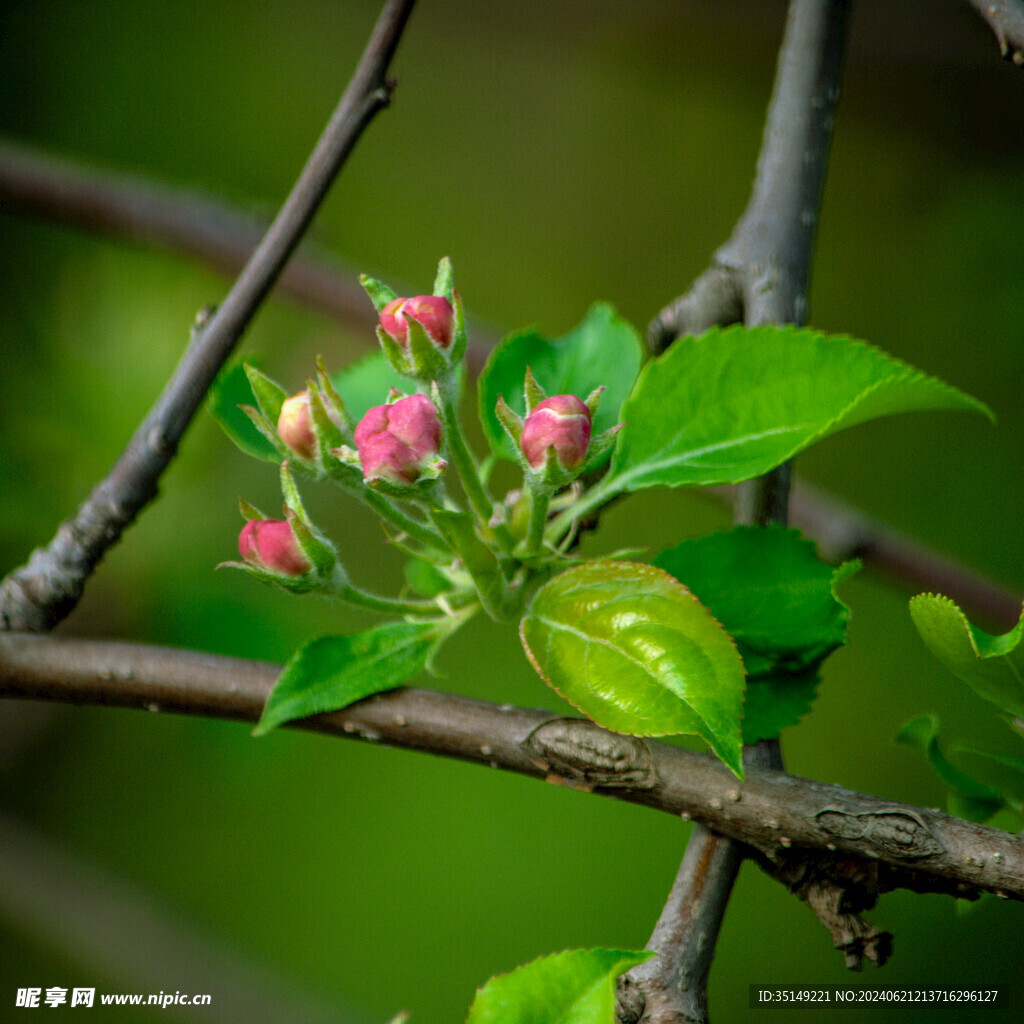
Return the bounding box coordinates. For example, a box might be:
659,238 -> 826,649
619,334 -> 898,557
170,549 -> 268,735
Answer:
277,391 -> 316,459
353,393 -> 443,484
379,295 -> 454,350
520,395 -> 592,471
238,520 -> 312,576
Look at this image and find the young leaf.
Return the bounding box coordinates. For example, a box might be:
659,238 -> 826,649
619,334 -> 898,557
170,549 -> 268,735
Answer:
332,351 -> 411,423
910,594 -> 1024,719
520,561 -> 746,776
254,622 -> 440,735
466,948 -> 652,1024
605,325 -> 992,495
207,360 -> 281,462
479,304 -> 641,466
896,714 -> 1005,823
653,527 -> 858,741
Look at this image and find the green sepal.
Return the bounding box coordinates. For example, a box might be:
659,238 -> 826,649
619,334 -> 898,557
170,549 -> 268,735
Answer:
376,324 -> 414,379
216,558 -> 322,595
449,288 -> 468,367
315,355 -> 353,436
523,366 -> 547,413
207,359 -> 280,463
285,507 -> 338,580
238,499 -> 266,521
307,378 -> 346,457
405,315 -> 449,384
359,273 -> 398,313
494,394 -> 524,448
433,256 -> 454,300
279,461 -> 310,523
431,509 -> 516,622
244,363 -> 289,425
239,405 -> 288,461
896,714 -> 1006,823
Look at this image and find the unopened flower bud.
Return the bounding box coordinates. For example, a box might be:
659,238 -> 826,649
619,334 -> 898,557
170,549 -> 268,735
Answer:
238,519 -> 312,577
277,391 -> 316,459
520,395 -> 592,471
379,295 -> 454,351
353,393 -> 443,485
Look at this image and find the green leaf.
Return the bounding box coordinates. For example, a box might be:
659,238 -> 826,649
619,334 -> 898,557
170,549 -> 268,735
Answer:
742,672 -> 821,745
910,594 -> 1024,719
653,527 -> 858,741
254,622 -> 439,735
520,561 -> 746,776
207,359 -> 281,462
466,948 -> 652,1024
404,557 -> 453,598
479,304 -> 642,466
896,714 -> 1005,823
606,324 -> 992,494
331,351 -> 411,424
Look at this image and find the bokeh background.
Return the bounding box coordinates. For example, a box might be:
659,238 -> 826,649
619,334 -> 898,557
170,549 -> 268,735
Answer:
2,1 -> 1023,1021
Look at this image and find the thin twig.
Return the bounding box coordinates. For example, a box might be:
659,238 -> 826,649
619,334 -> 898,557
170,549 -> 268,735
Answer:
0,0 -> 417,633
1,633 -> 1021,904
968,0 -> 1024,64
0,145 -> 1018,626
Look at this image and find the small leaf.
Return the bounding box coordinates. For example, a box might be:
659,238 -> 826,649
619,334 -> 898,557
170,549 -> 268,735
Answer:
479,304 -> 642,466
255,622 -> 439,735
207,360 -> 280,462
433,256 -> 454,299
896,714 -> 1005,823
654,527 -> 857,741
606,324 -> 992,494
332,351 -> 411,424
404,557 -> 453,598
520,561 -> 746,776
466,948 -> 652,1024
910,594 -> 1024,718
359,273 -> 398,312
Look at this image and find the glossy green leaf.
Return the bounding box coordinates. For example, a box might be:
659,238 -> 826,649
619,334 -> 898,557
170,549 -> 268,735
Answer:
254,622 -> 439,735
466,948 -> 652,1024
896,714 -> 1005,823
910,594 -> 1024,719
654,527 -> 857,741
605,325 -> 992,495
479,304 -> 642,465
208,359 -> 281,462
520,561 -> 746,775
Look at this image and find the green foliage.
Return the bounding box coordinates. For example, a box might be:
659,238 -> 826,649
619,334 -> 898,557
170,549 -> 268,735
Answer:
896,714 -> 1005,823
909,594 -> 1024,719
254,623 -> 441,735
207,360 -> 282,462
653,527 -> 858,742
479,304 -> 642,466
520,561 -> 746,776
604,324 -> 992,496
465,949 -> 652,1024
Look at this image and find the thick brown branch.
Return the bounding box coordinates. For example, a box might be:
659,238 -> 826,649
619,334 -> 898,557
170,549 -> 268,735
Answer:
2,633 -> 1022,904
0,0 -> 417,634
968,0 -> 1024,64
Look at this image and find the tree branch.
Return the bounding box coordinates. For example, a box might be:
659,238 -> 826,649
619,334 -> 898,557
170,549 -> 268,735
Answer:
0,0 -> 417,634
968,0 -> 1024,64
633,2 -> 851,1019
1,633 -> 1021,905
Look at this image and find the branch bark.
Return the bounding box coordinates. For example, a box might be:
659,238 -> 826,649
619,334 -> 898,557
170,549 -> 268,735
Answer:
1,633 -> 1021,905
632,2 -> 850,1019
0,0 -> 417,634
968,0 -> 1024,64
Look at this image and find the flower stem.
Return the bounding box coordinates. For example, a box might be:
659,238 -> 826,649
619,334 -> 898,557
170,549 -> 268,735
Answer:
521,487 -> 551,557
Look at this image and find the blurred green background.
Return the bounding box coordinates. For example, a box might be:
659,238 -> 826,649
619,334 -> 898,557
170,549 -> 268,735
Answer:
1,1 -> 1023,1021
